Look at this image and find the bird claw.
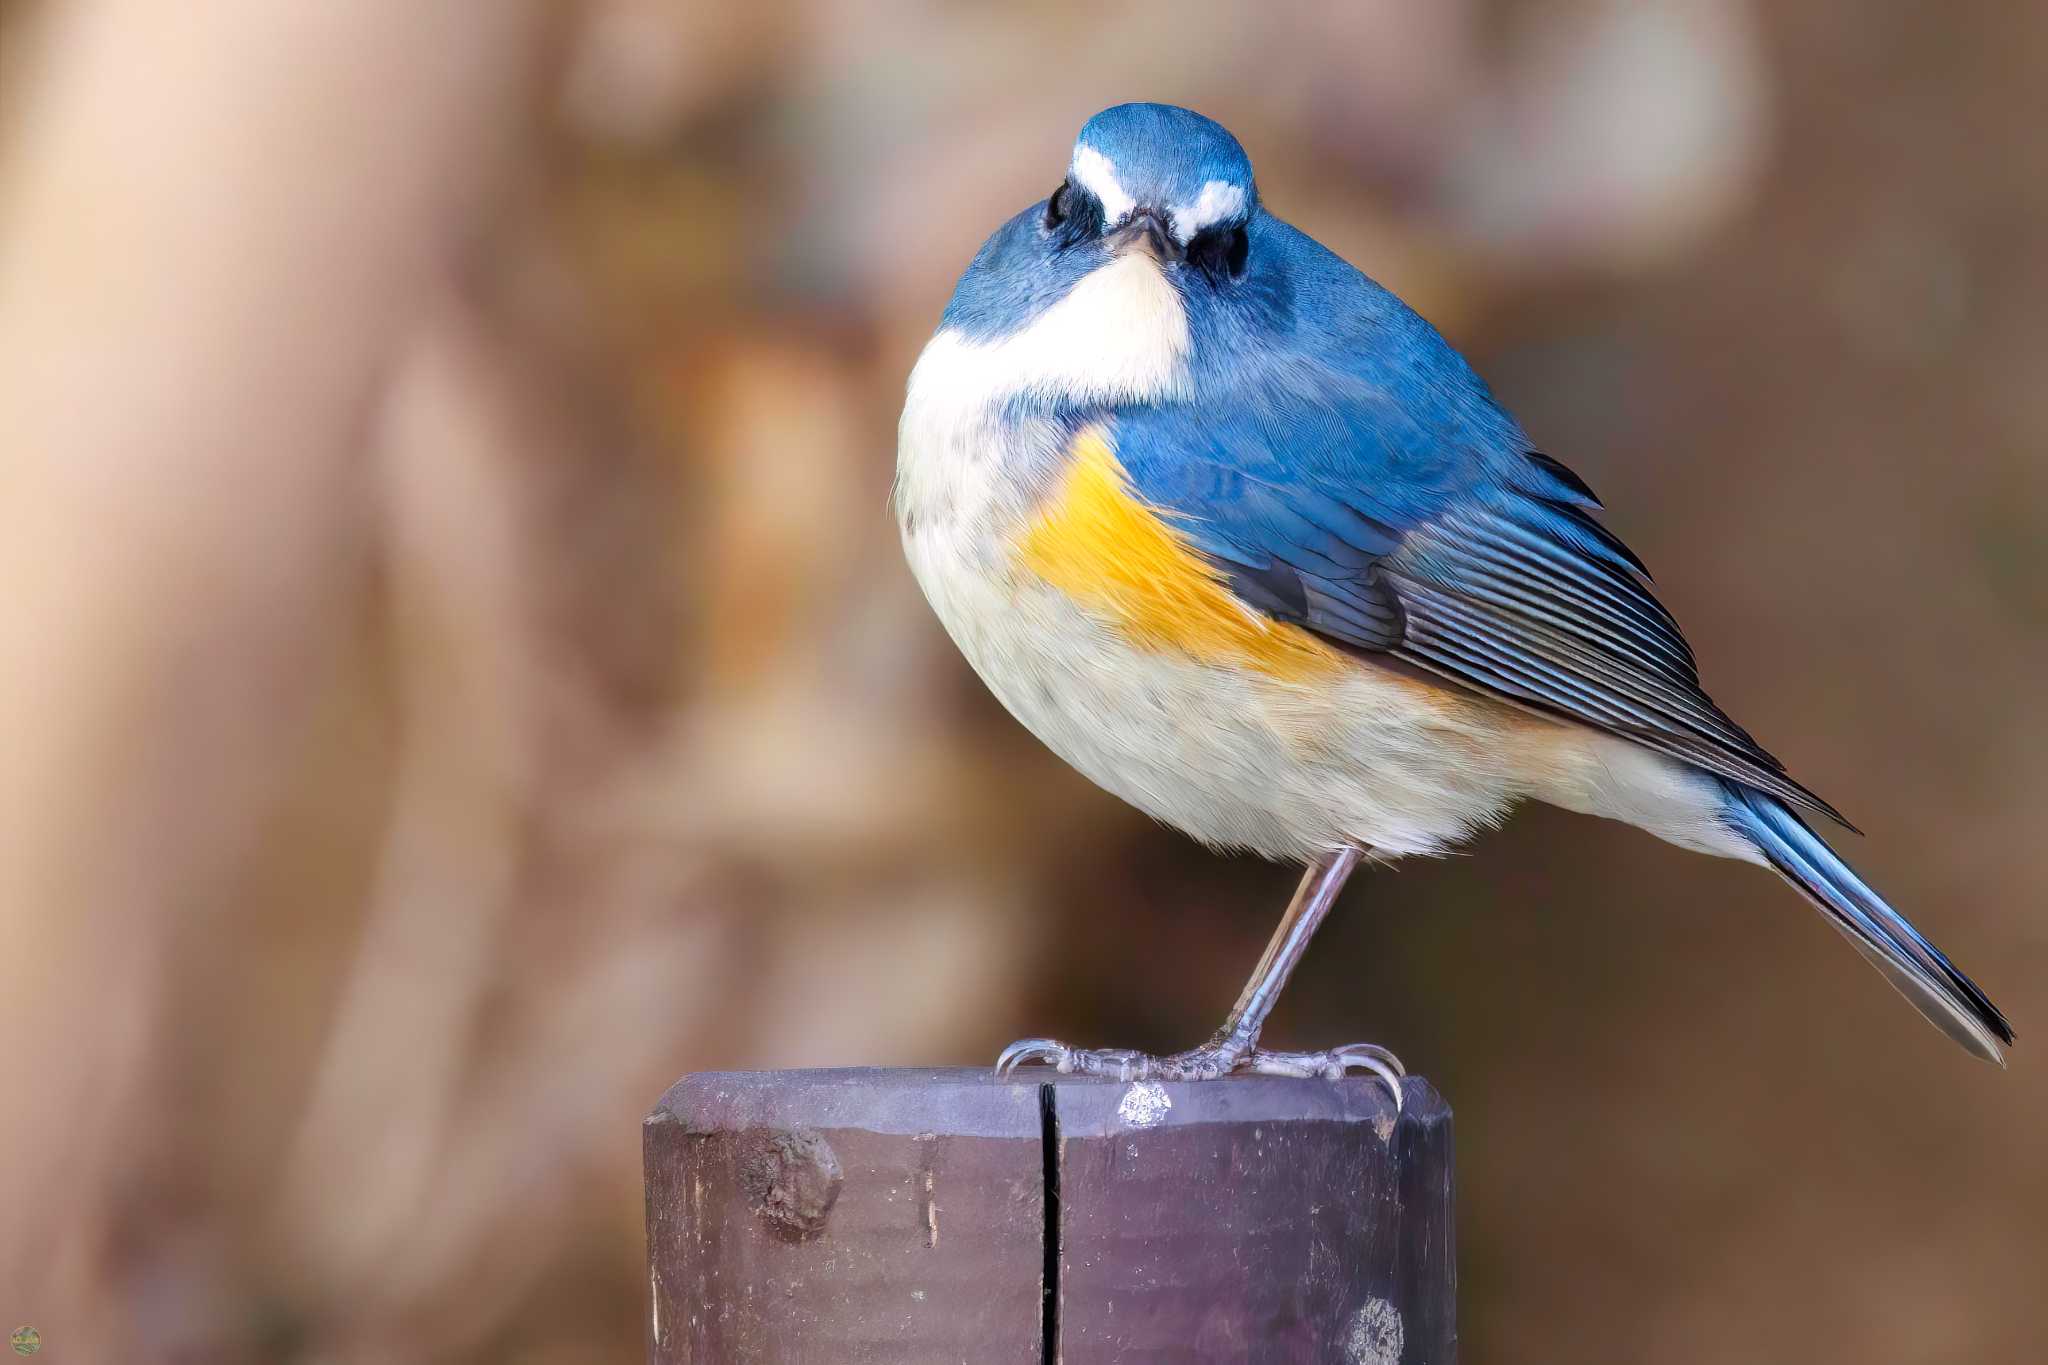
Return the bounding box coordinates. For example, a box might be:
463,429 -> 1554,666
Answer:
1244,1043 -> 1406,1110
994,1038 -> 1075,1077
994,1036 -> 1406,1109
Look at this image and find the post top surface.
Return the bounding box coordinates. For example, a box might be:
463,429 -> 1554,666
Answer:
652,1067 -> 1446,1138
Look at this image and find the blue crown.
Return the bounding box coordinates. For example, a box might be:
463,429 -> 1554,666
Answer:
1071,103 -> 1257,220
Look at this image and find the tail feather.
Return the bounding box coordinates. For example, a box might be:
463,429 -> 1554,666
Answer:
1722,782 -> 2012,1064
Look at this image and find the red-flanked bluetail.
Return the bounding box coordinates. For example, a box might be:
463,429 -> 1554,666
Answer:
895,103 -> 2012,1099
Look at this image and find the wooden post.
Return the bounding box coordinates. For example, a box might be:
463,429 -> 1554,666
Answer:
645,1067 -> 1454,1363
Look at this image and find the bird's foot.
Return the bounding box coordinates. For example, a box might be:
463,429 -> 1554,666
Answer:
993,1039 -> 1239,1082
995,1037 -> 1405,1109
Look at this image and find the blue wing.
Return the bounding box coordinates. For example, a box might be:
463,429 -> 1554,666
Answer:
1112,237 -> 1847,827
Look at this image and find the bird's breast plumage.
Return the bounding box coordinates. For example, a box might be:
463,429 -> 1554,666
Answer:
896,314 -> 1538,859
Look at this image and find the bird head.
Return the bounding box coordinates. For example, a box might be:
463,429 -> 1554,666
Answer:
1055,103 -> 1258,276
937,103 -> 1263,347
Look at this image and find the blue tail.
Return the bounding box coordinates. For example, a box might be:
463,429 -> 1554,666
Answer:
1722,782 -> 2012,1063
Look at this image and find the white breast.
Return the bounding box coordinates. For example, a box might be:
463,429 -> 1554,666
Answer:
893,251 -> 1195,655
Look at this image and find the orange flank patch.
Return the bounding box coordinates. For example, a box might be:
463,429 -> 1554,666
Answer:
1018,429 -> 1347,682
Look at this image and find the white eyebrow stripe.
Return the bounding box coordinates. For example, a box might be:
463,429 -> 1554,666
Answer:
1068,144 -> 1137,226
1173,179 -> 1247,240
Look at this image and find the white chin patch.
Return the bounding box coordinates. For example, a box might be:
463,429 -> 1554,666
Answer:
908,253 -> 1191,411
1069,144 -> 1137,226
1174,179 -> 1247,241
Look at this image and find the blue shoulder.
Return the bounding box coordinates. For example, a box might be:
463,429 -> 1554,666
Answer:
1115,212 -> 1532,541
1105,211 -> 1653,661
1118,210 -> 1614,527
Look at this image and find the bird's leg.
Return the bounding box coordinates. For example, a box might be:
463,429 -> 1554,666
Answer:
1193,845 -> 1366,1068
995,846 -> 1405,1106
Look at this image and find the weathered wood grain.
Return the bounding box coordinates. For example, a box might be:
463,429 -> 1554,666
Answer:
646,1068 -> 1454,1363
1052,1073 -> 1452,1363
645,1069 -> 1048,1362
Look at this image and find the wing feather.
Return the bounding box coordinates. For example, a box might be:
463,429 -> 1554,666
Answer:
1113,405 -> 1851,828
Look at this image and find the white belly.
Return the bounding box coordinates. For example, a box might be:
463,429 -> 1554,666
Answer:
914,546 -> 1535,859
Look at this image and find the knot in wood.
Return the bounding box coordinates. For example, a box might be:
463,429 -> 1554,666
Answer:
734,1126 -> 842,1241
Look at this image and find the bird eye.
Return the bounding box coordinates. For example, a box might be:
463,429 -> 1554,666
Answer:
1044,181 -> 1072,229
1187,224 -> 1249,279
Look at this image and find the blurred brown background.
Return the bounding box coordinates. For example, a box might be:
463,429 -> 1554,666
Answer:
0,1 -> 2041,1361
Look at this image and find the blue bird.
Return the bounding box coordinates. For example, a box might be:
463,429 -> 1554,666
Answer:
895,102 -> 2011,1094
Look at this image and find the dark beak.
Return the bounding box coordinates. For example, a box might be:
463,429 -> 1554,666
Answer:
1107,207 -> 1183,264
